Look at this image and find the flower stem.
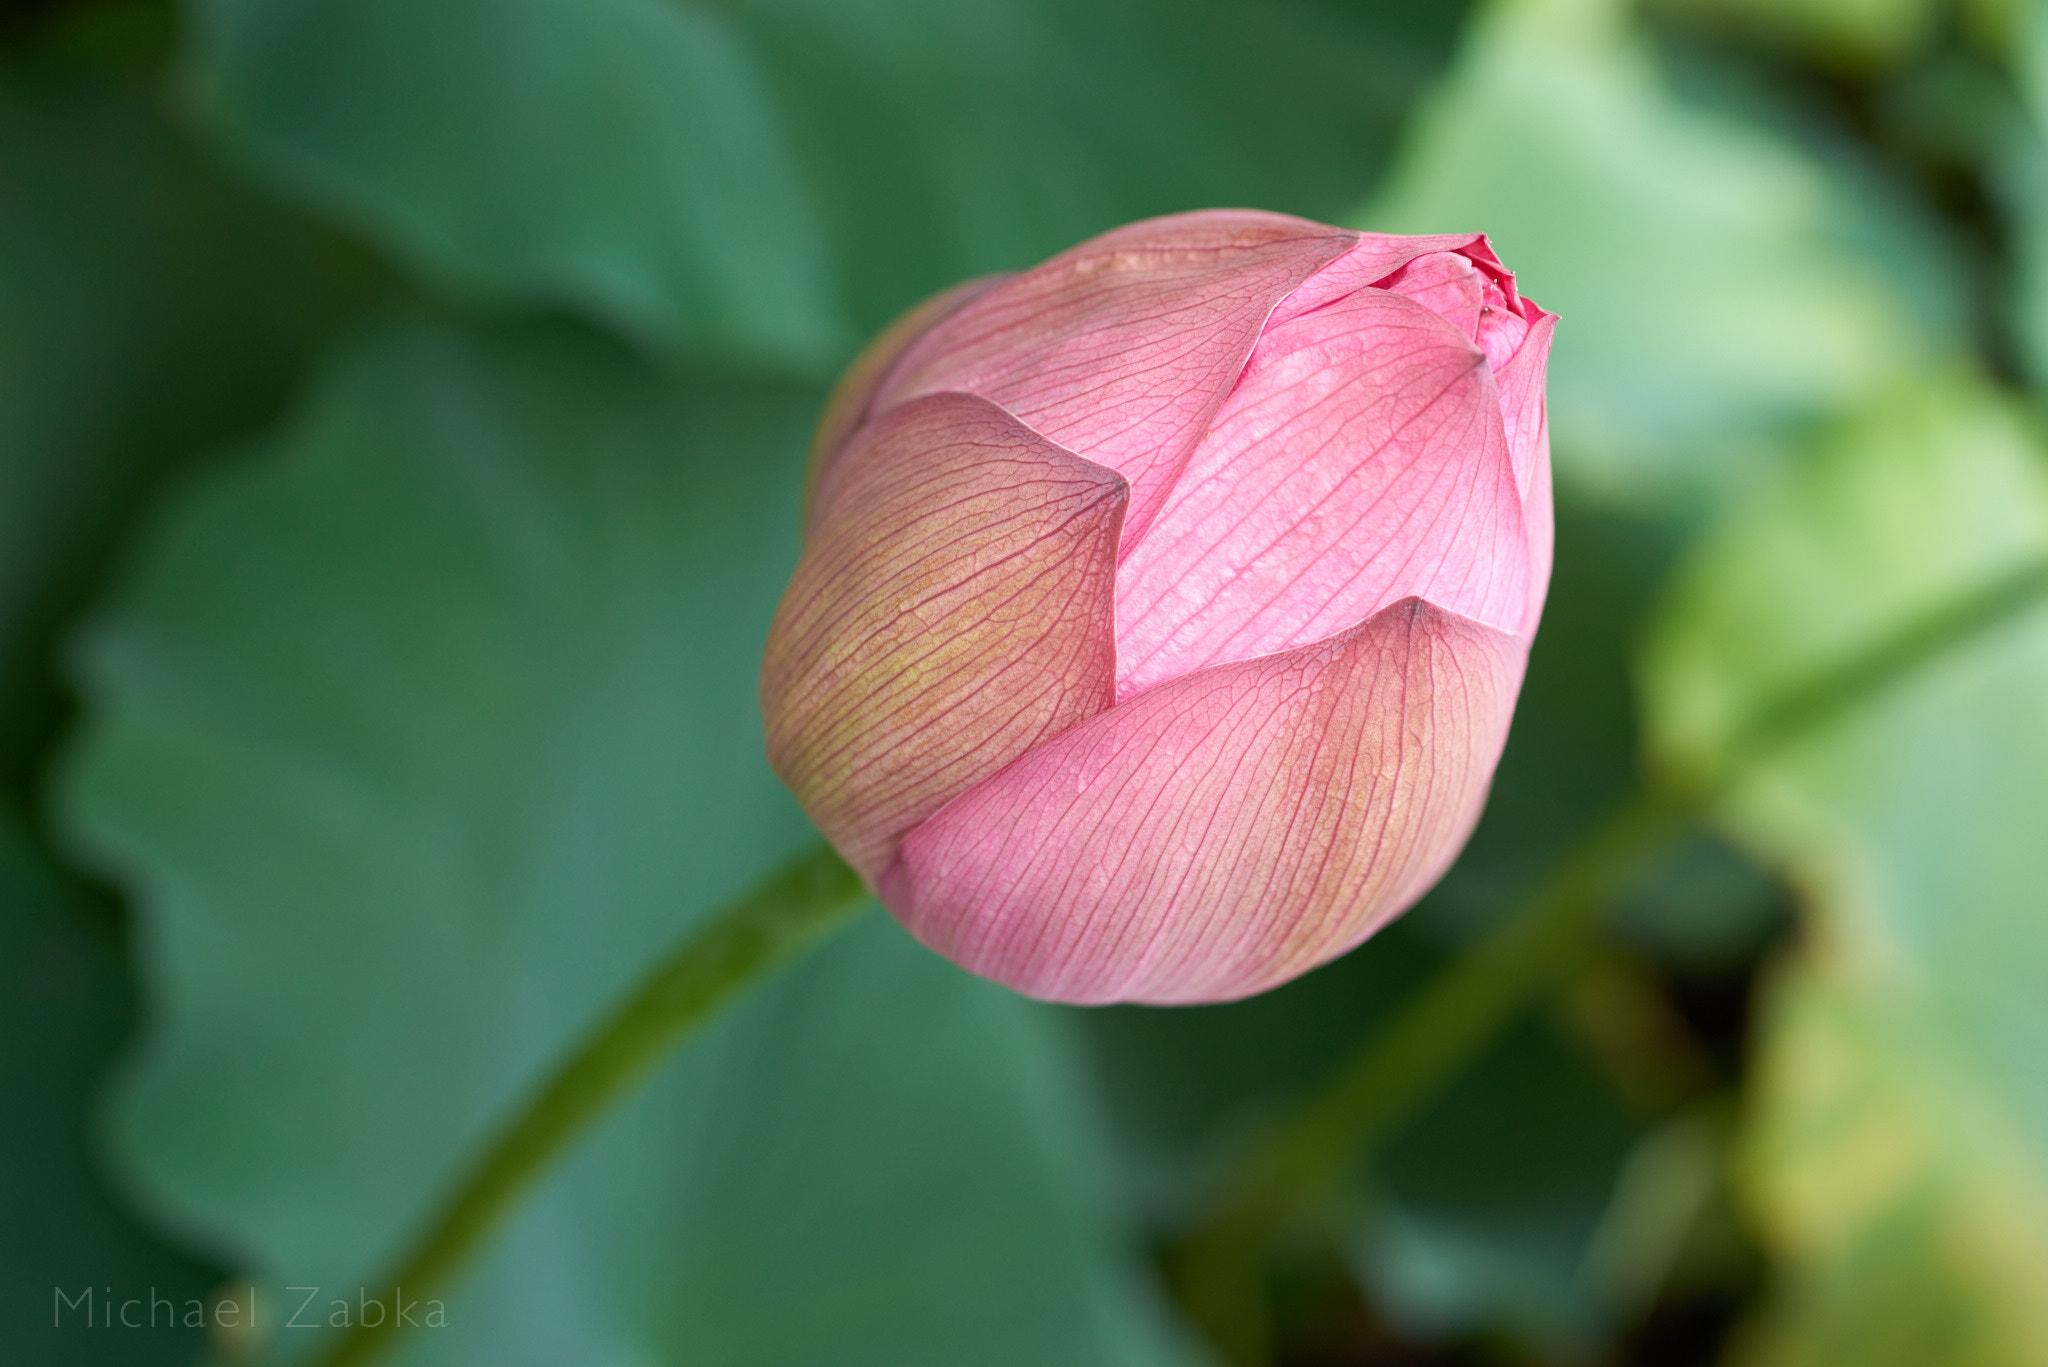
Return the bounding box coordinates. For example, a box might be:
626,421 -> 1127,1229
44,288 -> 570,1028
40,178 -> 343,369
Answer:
300,844 -> 868,1367
1719,554 -> 2048,767
1167,552 -> 2048,1365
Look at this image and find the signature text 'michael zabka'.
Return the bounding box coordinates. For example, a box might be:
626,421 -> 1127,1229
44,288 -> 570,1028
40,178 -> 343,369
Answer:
54,1285 -> 447,1330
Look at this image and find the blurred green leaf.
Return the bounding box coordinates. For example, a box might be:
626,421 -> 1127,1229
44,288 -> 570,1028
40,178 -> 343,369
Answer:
1655,0 -> 1939,69
0,67 -> 380,793
1642,370 -> 2048,1366
1,811 -> 215,1364
1082,923 -> 1444,1230
181,0 -> 1471,368
1086,931 -> 1656,1358
57,318 -> 1192,1366
1363,0 -> 1933,505
1084,924 -> 1654,1356
708,0 -> 1467,339
1644,370 -> 2048,772
1733,958 -> 2048,1367
2001,0 -> 2048,390
181,0 -> 851,370
1352,1015 -> 1646,1354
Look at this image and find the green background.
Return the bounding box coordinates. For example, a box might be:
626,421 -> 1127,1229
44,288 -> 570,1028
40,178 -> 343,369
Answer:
4,0 -> 2045,1364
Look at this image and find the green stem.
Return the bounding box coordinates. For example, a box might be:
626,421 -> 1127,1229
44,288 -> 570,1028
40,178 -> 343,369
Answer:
299,844 -> 867,1367
1168,553 -> 2048,1365
1719,555 -> 2048,768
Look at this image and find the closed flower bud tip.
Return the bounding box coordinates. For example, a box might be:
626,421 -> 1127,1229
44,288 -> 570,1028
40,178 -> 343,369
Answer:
761,209 -> 1555,1005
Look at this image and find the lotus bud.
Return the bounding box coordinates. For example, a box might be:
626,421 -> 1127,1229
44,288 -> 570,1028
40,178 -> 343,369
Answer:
761,210 -> 1555,1004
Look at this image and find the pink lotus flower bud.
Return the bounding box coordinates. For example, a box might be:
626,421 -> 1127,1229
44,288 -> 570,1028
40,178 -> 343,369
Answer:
761,211 -> 1554,1005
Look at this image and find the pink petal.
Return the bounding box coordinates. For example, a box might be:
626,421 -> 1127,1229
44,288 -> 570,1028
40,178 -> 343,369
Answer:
1376,250 -> 1489,341
1517,428 -> 1555,639
806,273 -> 1011,528
885,598 -> 1527,1004
1489,307 -> 1553,494
761,392 -> 1126,882
1494,309 -> 1557,634
1114,287 -> 1529,698
1266,231 -> 1513,328
869,210 -> 1357,541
